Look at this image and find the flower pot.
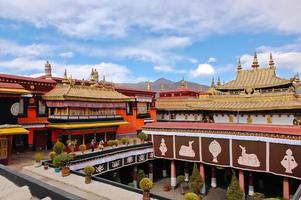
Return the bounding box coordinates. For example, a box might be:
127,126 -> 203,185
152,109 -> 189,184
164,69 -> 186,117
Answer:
61,166 -> 70,177
44,164 -> 48,170
143,190 -> 150,200
54,167 -> 60,173
163,184 -> 170,192
85,176 -> 92,184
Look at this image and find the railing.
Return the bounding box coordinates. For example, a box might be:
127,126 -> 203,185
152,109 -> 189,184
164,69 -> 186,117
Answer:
49,114 -> 123,120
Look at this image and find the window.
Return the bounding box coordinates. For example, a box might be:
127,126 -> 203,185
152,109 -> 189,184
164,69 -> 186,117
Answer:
137,102 -> 147,114
126,102 -> 133,115
170,113 -> 176,120
19,98 -> 24,115
38,100 -> 46,115
0,137 -> 8,159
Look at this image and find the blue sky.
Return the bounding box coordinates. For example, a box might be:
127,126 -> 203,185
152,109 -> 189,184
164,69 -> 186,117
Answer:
0,0 -> 301,85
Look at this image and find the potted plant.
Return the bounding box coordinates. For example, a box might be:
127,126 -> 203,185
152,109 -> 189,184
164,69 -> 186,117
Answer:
52,155 -> 61,173
121,137 -> 129,146
79,144 -> 86,154
34,152 -> 43,166
60,152 -> 73,177
83,165 -> 95,184
114,139 -> 119,147
184,192 -> 201,200
163,183 -> 170,192
139,177 -> 154,200
43,162 -> 49,170
108,140 -> 115,148
48,151 -> 56,160
137,132 -> 147,143
66,139 -> 77,152
53,141 -> 66,155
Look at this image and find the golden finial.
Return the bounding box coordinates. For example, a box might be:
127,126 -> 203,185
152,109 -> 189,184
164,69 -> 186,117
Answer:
146,81 -> 151,91
295,73 -> 300,84
269,53 -> 275,69
237,57 -> 242,71
251,52 -> 259,69
160,83 -> 164,91
217,76 -> 221,86
211,77 -> 215,87
180,77 -> 187,88
62,69 -> 69,85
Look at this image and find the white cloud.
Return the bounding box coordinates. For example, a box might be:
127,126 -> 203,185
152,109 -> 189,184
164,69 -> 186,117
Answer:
207,57 -> 216,63
0,1 -> 300,38
154,65 -> 186,74
190,63 -> 215,77
240,51 -> 301,73
59,52 -> 74,58
189,58 -> 198,64
0,39 -> 54,57
0,57 -> 145,83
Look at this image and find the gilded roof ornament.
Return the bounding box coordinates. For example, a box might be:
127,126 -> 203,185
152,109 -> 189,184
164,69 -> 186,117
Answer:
146,81 -> 151,91
211,77 -> 215,88
62,69 -> 69,85
237,58 -> 242,72
269,53 -> 275,69
217,76 -> 221,86
251,52 -> 259,69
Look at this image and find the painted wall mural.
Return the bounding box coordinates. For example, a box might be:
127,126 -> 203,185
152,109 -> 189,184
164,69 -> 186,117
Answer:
151,134 -> 301,179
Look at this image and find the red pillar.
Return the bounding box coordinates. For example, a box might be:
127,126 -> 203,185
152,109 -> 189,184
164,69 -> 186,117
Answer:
283,177 -> 290,200
51,130 -> 58,143
171,160 -> 176,188
28,129 -> 34,145
211,167 -> 216,188
239,170 -> 245,193
200,163 -> 206,194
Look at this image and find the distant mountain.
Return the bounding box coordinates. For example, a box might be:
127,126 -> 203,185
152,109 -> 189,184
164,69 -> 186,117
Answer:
117,77 -> 209,92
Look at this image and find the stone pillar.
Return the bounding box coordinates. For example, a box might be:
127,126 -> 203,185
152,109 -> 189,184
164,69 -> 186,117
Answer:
283,177 -> 289,200
199,163 -> 206,194
171,160 -> 176,188
184,162 -> 189,182
239,170 -> 245,193
149,162 -> 153,182
133,166 -> 138,188
162,160 -> 167,178
211,167 -> 217,188
248,172 -> 254,196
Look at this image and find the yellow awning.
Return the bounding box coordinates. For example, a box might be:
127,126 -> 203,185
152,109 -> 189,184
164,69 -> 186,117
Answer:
47,121 -> 128,129
0,127 -> 29,135
0,88 -> 31,95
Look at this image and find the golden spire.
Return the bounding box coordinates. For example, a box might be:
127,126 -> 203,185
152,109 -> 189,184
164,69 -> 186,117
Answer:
237,57 -> 242,71
217,76 -> 221,86
211,77 -> 215,87
62,69 -> 69,85
295,73 -> 300,84
251,52 -> 259,69
90,68 -> 96,84
146,81 -> 151,91
160,83 -> 164,91
269,53 -> 275,69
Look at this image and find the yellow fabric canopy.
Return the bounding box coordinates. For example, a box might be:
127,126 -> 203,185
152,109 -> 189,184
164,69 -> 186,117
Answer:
47,121 -> 128,129
0,88 -> 30,95
0,127 -> 29,135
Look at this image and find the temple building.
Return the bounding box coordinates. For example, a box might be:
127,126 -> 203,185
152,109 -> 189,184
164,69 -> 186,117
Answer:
144,53 -> 301,199
0,62 -> 156,157
156,53 -> 301,125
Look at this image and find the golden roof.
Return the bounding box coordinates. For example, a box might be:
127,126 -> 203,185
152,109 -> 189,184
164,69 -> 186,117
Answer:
47,121 -> 128,129
156,92 -> 301,111
43,84 -> 134,102
216,68 -> 292,90
0,125 -> 29,135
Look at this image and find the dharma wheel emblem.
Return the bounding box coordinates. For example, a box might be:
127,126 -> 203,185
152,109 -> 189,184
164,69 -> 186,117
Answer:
281,149 -> 298,174
209,140 -> 221,163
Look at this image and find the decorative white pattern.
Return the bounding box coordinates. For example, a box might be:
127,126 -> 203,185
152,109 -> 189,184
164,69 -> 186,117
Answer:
159,138 -> 168,156
144,130 -> 301,146
179,141 -> 195,158
70,148 -> 153,170
281,149 -> 298,173
237,145 -> 260,167
209,140 -> 221,163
